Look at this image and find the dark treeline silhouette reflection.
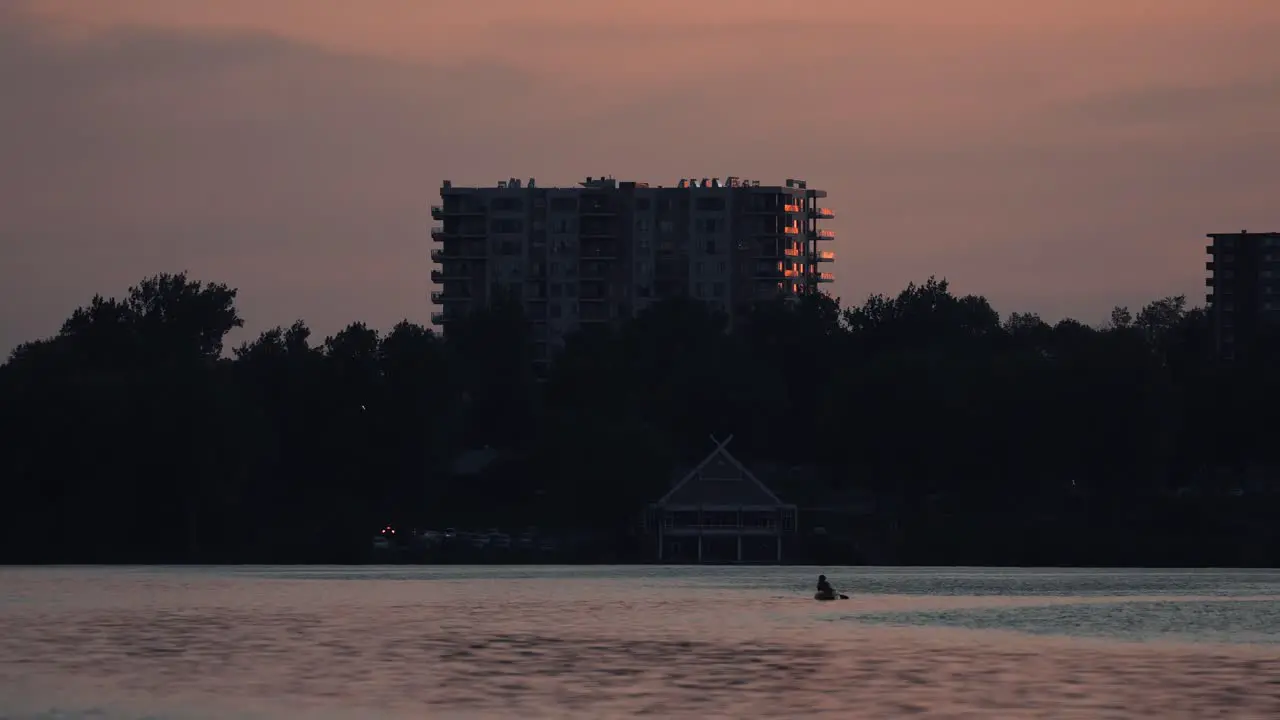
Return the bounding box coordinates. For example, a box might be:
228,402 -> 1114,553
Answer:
2,273 -> 1277,566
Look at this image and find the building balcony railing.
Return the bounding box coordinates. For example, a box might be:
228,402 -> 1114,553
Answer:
812,229 -> 836,240
430,291 -> 474,304
1205,244 -> 1214,254
783,203 -> 802,213
811,207 -> 835,219
433,270 -> 473,283
434,247 -> 488,260
783,247 -> 801,257
430,205 -> 444,220
813,250 -> 836,262
431,312 -> 464,325
430,226 -> 446,241
1206,261 -> 1215,271
816,272 -> 835,282
783,226 -> 799,235
1205,277 -> 1214,286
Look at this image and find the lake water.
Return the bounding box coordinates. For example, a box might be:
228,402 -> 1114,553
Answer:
2,566 -> 1279,718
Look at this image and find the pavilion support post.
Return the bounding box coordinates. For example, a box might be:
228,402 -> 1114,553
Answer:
657,520 -> 663,562
776,532 -> 782,564
736,534 -> 743,563
697,534 -> 703,564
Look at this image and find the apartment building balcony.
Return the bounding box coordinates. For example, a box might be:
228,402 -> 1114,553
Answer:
754,267 -> 805,280
1206,261 -> 1215,271
812,229 -> 836,240
431,311 -> 465,325
430,290 -> 475,304
433,242 -> 489,260
1205,244 -> 1214,254
433,199 -> 486,216
812,250 -> 836,262
783,203 -> 802,213
1205,277 -> 1215,286
783,226 -> 800,235
580,228 -> 618,239
815,272 -> 835,283
783,247 -> 801,257
430,225 -> 446,241
431,266 -> 476,282
811,207 -> 835,219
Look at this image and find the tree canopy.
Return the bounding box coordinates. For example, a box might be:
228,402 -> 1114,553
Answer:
2,272 -> 1276,565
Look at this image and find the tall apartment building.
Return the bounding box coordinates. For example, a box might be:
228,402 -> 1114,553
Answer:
1205,230 -> 1280,363
430,176 -> 836,359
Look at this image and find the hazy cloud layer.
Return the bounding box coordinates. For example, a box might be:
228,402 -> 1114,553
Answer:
3,1 -> 1280,352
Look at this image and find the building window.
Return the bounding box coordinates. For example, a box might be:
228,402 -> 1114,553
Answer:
705,240 -> 717,254
695,261 -> 704,274
695,282 -> 705,298
490,218 -> 524,233
566,283 -> 577,297
713,282 -> 725,297
550,197 -> 577,212
550,304 -> 562,318
550,283 -> 562,297
636,218 -> 651,232
659,220 -> 674,233
695,197 -> 726,212
635,198 -> 651,210
717,261 -> 727,273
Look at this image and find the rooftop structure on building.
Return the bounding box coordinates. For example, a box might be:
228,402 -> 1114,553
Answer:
429,176 -> 837,361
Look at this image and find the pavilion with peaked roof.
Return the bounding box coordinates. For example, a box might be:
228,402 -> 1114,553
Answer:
646,435 -> 797,563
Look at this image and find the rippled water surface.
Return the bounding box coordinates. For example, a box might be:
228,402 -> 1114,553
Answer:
2,566 -> 1279,718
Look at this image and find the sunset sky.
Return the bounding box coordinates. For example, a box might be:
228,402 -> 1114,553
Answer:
3,1 -> 1278,352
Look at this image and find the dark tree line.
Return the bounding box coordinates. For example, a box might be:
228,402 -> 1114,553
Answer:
2,272 -> 1277,565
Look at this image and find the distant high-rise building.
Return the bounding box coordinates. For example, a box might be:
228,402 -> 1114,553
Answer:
430,176 -> 836,361
1205,230 -> 1280,363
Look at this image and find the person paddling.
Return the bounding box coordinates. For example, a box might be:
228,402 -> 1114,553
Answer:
815,574 -> 848,600
817,574 -> 834,595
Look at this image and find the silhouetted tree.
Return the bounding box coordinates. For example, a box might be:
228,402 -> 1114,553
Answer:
2,271 -> 1276,566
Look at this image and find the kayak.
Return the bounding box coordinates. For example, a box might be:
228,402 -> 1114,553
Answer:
814,592 -> 837,601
